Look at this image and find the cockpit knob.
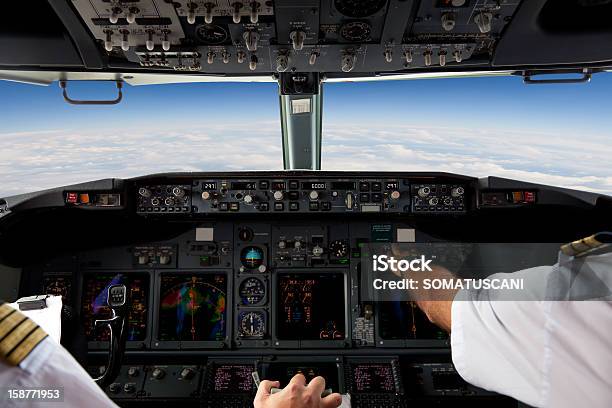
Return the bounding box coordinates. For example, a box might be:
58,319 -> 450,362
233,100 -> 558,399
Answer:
151,368 -> 166,380
159,255 -> 171,265
309,191 -> 319,201
180,368 -> 195,381
232,2 -> 243,24
451,186 -> 465,197
345,192 -> 354,209
294,240 -> 302,249
138,255 -> 149,265
384,49 -> 393,63
145,30 -> 154,51
204,3 -> 215,24
109,7 -> 122,24
341,53 -> 356,73
244,31 -> 260,52
127,367 -> 140,377
278,240 -> 286,249
172,187 -> 185,198
109,383 -> 122,394
273,191 -> 284,201
258,265 -> 267,273
126,7 -> 138,24
390,191 -> 401,200
201,191 -> 211,200
138,187 -> 151,198
120,30 -> 130,51
276,53 -> 289,72
474,12 -> 493,33
104,31 -> 114,52
187,3 -> 198,25
290,30 -> 305,51
418,187 -> 431,197
123,383 -> 136,393
249,54 -> 258,70
441,13 -> 456,31
243,194 -> 254,204
312,245 -> 324,257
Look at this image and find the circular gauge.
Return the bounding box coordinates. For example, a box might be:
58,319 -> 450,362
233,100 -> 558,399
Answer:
239,277 -> 266,305
239,311 -> 265,338
195,24 -> 228,45
240,246 -> 264,269
334,0 -> 386,18
329,240 -> 349,258
340,21 -> 372,42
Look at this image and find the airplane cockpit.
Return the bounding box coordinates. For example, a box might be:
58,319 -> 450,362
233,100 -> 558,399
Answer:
1,1 -> 612,407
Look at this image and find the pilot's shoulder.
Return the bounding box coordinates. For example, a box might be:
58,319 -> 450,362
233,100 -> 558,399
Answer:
560,232 -> 612,258
0,302 -> 48,367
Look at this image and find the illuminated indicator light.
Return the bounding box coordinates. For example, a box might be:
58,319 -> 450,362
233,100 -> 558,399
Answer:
66,192 -> 78,204
79,193 -> 90,204
524,191 -> 536,203
512,191 -> 524,203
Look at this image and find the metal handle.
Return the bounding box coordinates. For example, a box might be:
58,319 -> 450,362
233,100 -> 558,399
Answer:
522,69 -> 592,85
59,80 -> 123,105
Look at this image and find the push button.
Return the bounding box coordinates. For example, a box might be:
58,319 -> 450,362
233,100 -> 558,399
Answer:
219,202 -> 229,211
289,202 -> 299,211
359,182 -> 370,191
360,193 -> 370,202
274,202 -> 284,211
321,202 -> 331,211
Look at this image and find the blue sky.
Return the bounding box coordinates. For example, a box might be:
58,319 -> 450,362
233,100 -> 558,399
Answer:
1,74 -> 611,196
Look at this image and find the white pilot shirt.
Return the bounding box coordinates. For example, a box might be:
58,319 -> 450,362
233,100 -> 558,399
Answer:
451,250 -> 612,408
0,337 -> 118,407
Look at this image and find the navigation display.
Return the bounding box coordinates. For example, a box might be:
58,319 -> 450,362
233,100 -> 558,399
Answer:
211,364 -> 254,393
277,273 -> 345,341
378,301 -> 447,340
81,273 -> 149,342
158,273 -> 227,341
351,363 -> 396,393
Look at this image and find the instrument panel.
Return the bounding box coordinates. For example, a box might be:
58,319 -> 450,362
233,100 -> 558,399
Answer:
66,0 -> 524,75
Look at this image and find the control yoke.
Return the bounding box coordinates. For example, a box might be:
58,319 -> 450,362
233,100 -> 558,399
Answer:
94,284 -> 128,388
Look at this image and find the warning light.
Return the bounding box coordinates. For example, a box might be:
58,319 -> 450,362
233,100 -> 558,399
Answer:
524,191 -> 536,203
66,192 -> 78,204
79,193 -> 90,204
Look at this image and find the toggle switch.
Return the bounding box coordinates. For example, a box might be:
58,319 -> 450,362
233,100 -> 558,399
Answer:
204,2 -> 215,24
222,51 -> 230,64
126,7 -> 138,24
384,48 -> 393,63
187,2 -> 198,24
249,1 -> 259,23
207,51 -> 215,64
104,30 -> 114,52
341,52 -> 356,72
290,30 -> 305,51
161,30 -> 170,51
109,7 -> 122,24
243,30 -> 260,52
237,51 -> 246,63
423,50 -> 432,66
474,12 -> 493,33
309,51 -> 319,65
404,49 -> 413,64
441,13 -> 456,31
453,50 -> 462,63
249,54 -> 258,70
145,30 -> 154,51
439,50 -> 447,67
120,30 -> 130,51
276,53 -> 289,72
232,2 -> 243,24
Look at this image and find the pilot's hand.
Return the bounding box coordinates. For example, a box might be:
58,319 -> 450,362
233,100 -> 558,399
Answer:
254,374 -> 342,408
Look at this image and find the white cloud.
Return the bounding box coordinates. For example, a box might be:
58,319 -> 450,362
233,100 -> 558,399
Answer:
1,122 -> 611,197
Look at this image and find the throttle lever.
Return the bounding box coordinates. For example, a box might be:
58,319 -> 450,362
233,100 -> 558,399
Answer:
94,284 -> 128,388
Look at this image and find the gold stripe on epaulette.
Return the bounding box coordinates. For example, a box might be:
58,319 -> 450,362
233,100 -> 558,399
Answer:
0,319 -> 38,356
0,312 -> 27,340
5,327 -> 48,366
0,303 -> 15,321
561,234 -> 603,257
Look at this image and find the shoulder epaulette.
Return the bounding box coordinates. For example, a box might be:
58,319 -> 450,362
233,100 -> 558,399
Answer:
0,302 -> 48,366
560,232 -> 612,257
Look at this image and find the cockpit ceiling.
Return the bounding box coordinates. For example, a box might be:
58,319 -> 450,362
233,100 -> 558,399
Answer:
2,0 -> 612,78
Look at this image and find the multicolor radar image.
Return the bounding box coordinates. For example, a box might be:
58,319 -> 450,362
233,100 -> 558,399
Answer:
158,273 -> 227,342
81,273 -> 149,342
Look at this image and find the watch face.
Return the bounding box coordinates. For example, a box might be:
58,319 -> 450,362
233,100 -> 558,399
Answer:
108,284 -> 127,307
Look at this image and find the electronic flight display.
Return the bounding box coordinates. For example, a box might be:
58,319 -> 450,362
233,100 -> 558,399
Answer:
351,363 -> 396,393
378,301 -> 447,340
211,364 -> 254,393
81,273 -> 149,342
158,273 -> 227,341
265,362 -> 340,391
277,273 -> 346,341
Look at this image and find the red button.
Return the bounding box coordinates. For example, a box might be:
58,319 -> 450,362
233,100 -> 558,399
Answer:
524,191 -> 536,203
66,192 -> 78,204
